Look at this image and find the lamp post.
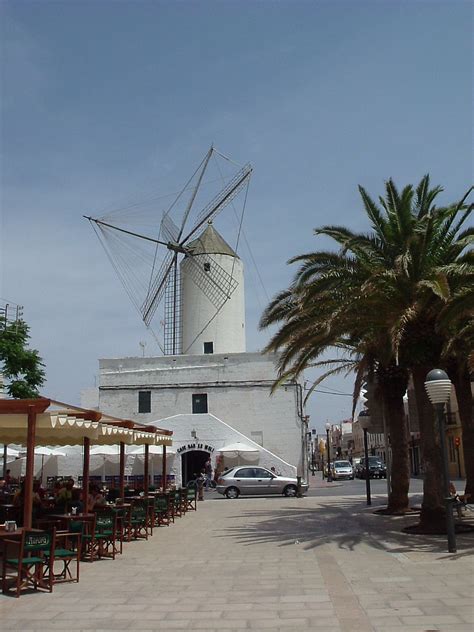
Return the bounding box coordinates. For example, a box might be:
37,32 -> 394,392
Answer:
325,423 -> 332,482
424,369 -> 456,553
358,410 -> 371,506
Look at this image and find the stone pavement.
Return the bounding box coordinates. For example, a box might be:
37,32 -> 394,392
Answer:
1,493 -> 473,632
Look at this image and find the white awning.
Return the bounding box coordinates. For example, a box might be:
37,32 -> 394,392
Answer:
0,413 -> 172,448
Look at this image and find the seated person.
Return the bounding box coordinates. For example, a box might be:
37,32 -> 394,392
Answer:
70,487 -> 84,514
13,481 -> 42,524
0,478 -> 8,498
87,484 -> 106,511
56,479 -> 74,510
449,481 -> 472,517
33,480 -> 45,500
107,486 -> 121,503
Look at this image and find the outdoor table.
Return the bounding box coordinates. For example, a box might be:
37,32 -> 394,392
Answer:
48,513 -> 95,530
0,528 -> 23,540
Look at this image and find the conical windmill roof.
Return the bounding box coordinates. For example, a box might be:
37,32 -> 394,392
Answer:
187,223 -> 239,258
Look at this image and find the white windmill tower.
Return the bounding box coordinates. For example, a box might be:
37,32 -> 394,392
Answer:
181,221 -> 245,355
85,147 -> 251,356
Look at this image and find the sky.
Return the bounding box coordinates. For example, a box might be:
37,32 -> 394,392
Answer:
1,0 -> 472,433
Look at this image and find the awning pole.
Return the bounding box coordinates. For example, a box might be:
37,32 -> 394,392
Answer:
162,446 -> 167,492
144,444 -> 149,495
83,437 -> 90,513
23,405 -> 37,528
119,442 -> 125,499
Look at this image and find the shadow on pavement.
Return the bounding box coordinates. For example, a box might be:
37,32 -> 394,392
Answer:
216,495 -> 474,559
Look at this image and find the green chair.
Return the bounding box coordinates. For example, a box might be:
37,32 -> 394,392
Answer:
46,529 -> 81,584
94,509 -> 119,559
128,500 -> 149,540
2,529 -> 54,597
169,490 -> 182,519
185,487 -> 197,512
154,495 -> 170,527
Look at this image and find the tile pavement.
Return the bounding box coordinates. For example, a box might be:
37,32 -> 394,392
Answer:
0,493 -> 473,631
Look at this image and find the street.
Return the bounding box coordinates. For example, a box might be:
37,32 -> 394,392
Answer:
306,476 -> 424,497
2,488 -> 472,631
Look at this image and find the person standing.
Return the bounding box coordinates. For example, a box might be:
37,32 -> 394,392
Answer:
204,457 -> 213,490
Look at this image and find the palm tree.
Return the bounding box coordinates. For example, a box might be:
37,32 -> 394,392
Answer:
260,231 -> 412,514
260,176 -> 472,528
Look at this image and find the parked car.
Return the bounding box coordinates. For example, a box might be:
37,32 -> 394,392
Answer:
216,466 -> 309,499
356,456 -> 387,479
331,460 -> 354,480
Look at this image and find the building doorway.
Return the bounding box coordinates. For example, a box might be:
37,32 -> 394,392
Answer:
181,450 -> 209,485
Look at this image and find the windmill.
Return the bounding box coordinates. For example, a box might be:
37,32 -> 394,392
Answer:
85,147 -> 252,355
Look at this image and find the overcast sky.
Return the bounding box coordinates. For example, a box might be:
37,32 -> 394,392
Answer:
1,0 -> 472,432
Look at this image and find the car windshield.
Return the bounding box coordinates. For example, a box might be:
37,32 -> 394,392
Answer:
334,461 -> 351,468
221,468 -> 236,477
368,457 -> 382,464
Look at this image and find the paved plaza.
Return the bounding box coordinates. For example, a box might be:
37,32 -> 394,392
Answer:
1,492 -> 473,632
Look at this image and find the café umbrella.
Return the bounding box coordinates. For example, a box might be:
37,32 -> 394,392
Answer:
90,445 -> 121,482
218,442 -> 259,465
35,447 -> 66,486
127,445 -> 176,487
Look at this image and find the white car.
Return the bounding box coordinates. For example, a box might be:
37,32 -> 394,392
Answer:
216,466 -> 309,498
331,460 -> 354,480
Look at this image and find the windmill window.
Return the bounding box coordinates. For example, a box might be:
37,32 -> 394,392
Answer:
138,391 -> 151,414
192,394 -> 208,414
203,341 -> 214,354
204,262 -> 211,272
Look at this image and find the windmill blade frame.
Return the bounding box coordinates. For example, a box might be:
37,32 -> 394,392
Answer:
184,252 -> 239,310
180,163 -> 252,245
85,147 -> 251,354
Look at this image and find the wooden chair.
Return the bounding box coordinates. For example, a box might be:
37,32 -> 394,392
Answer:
185,487 -> 197,512
154,495 -> 170,527
94,509 -> 119,559
126,500 -> 150,540
2,529 -> 54,598
46,530 -> 81,584
169,490 -> 182,519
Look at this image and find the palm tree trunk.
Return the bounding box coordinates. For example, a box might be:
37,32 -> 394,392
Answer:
411,365 -> 445,530
447,360 -> 474,499
377,367 -> 410,513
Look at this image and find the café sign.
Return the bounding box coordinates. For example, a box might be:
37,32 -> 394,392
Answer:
177,443 -> 215,455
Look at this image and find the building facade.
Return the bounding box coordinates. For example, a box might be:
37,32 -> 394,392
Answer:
85,224 -> 307,486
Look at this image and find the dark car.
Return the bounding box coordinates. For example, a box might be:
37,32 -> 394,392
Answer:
356,457 -> 387,479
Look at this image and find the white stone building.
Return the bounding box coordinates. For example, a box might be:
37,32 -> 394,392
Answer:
85,224 -> 307,486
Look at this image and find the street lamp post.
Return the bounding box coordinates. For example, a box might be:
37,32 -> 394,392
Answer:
424,369 -> 457,553
358,410 -> 371,506
325,423 -> 332,482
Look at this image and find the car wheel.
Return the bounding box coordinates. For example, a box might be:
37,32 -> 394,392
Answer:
283,484 -> 297,497
225,487 -> 239,499
350,476 -> 354,480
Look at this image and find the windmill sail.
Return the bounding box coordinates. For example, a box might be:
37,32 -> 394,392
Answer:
85,147 -> 251,354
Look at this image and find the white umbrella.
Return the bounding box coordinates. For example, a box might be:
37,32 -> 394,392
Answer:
35,447 -> 66,486
218,442 -> 260,465
127,445 -> 176,455
128,445 -> 175,486
4,446 -> 20,458
35,447 -> 66,456
90,445 -> 121,482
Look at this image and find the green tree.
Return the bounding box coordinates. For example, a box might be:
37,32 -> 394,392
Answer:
0,319 -> 45,398
260,176 -> 473,527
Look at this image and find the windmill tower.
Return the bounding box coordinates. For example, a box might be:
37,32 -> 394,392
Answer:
85,147 -> 251,356
181,222 -> 245,355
